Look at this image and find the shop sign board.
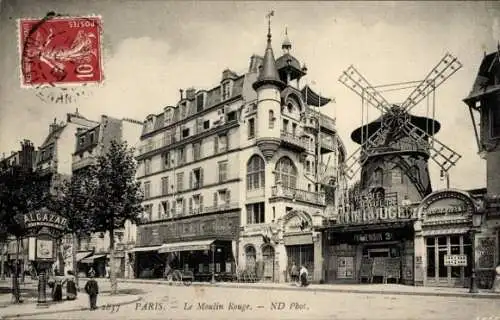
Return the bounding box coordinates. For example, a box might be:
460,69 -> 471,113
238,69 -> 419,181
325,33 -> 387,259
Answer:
353,232 -> 394,243
137,212 -> 240,246
420,191 -> 474,224
23,211 -> 68,230
337,204 -> 416,225
444,254 -> 467,266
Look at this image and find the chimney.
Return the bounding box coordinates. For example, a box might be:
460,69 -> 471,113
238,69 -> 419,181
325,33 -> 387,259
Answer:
222,69 -> 238,81
185,88 -> 196,100
249,55 -> 263,73
20,139 -> 35,170
179,89 -> 184,100
49,118 -> 59,134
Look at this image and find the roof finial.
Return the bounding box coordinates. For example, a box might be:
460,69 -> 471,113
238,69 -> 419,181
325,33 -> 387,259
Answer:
282,26 -> 292,53
266,10 -> 275,41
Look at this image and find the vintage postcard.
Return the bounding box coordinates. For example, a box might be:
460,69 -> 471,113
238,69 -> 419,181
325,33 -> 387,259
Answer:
0,1 -> 500,320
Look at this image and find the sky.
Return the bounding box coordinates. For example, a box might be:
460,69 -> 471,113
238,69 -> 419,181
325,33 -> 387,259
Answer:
0,1 -> 499,191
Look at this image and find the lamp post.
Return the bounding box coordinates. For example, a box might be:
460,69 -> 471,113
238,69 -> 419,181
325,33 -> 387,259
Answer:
469,211 -> 482,294
210,244 -> 216,284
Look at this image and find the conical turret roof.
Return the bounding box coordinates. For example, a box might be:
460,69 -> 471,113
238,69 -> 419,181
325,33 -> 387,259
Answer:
253,31 -> 286,91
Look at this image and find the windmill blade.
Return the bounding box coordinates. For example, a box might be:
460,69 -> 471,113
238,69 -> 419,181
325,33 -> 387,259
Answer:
400,121 -> 462,172
342,126 -> 388,179
338,65 -> 392,114
401,53 -> 463,113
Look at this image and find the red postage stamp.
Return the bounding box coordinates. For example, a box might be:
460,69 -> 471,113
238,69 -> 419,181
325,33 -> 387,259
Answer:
18,16 -> 103,87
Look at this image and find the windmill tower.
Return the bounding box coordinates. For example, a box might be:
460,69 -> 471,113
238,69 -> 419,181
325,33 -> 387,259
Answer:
338,53 -> 463,205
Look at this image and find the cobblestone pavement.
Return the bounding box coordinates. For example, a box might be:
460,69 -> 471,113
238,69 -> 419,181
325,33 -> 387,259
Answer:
6,280 -> 500,320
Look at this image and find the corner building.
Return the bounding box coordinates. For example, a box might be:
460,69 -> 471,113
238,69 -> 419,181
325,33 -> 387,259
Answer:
132,28 -> 346,283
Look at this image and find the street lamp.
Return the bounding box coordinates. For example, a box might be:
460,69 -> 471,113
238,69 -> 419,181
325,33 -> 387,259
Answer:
469,211 -> 482,294
210,244 -> 216,284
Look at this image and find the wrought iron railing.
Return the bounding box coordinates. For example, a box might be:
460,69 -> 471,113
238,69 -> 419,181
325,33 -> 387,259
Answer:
271,185 -> 325,206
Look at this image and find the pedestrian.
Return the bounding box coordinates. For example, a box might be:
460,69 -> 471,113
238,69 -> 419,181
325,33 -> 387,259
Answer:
52,273 -> 63,301
290,262 -> 298,283
84,270 -> 99,310
299,265 -> 309,287
65,270 -> 77,300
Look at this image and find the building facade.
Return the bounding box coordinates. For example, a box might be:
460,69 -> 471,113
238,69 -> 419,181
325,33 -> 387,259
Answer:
462,49 -> 500,289
66,115 -> 142,278
132,28 -> 346,283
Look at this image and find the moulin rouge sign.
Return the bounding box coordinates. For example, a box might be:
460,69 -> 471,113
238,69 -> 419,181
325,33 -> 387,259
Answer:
337,197 -> 418,225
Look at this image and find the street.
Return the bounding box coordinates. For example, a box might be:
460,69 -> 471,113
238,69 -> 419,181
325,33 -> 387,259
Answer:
7,280 -> 500,320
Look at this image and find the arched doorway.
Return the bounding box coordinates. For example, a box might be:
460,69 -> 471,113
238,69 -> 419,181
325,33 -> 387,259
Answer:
262,245 -> 275,282
245,245 -> 256,273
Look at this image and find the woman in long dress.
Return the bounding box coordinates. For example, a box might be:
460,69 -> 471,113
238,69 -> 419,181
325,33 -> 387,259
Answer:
52,274 -> 63,301
65,270 -> 77,300
299,265 -> 309,287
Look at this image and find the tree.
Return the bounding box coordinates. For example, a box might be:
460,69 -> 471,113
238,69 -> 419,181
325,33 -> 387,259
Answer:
0,163 -> 50,303
48,167 -> 96,289
91,140 -> 143,294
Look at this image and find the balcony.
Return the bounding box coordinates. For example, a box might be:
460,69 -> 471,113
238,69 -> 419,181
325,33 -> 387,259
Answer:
280,131 -> 311,152
362,140 -> 430,160
304,108 -> 336,132
271,184 -> 325,206
72,156 -> 97,171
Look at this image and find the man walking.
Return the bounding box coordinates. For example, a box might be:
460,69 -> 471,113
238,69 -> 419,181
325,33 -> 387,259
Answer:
84,270 -> 99,310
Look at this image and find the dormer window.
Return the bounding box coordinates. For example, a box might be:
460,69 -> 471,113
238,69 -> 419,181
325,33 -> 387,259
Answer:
89,132 -> 95,143
222,81 -> 232,101
145,117 -> 154,132
164,108 -> 173,125
79,136 -> 85,146
196,93 -> 205,112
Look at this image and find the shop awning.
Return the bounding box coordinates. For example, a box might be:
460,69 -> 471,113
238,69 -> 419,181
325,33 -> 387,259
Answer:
80,254 -> 107,264
129,246 -> 162,253
158,240 -> 215,253
76,251 -> 93,262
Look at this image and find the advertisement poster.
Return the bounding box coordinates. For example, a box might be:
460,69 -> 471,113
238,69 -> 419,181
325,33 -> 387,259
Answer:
36,239 -> 53,260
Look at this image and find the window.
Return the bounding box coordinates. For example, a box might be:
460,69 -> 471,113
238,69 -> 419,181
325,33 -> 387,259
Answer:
391,167 -> 403,185
203,120 -> 210,130
196,93 -> 205,112
89,132 -> 95,143
218,134 -> 228,153
144,181 -> 151,199
164,109 -> 173,125
218,161 -> 228,182
181,103 -> 187,119
222,81 -> 231,100
217,189 -> 231,207
178,147 -> 186,165
287,103 -> 293,113
269,110 -> 275,129
145,117 -> 154,132
79,136 -> 85,146
161,152 -> 171,169
247,155 -> 265,190
373,168 -> 383,186
144,158 -> 151,175
190,168 -> 203,189
248,118 -> 255,139
176,172 -> 184,192
193,142 -> 201,161
292,123 -> 297,136
182,128 -> 190,138
490,106 -> 500,138
161,177 -> 169,195
144,204 -> 153,221
227,111 -> 237,121
192,194 -> 203,214
176,198 -> 184,216
306,160 -> 311,173
161,201 -> 170,219
275,157 -> 297,188
246,202 -> 265,224
283,119 -> 289,133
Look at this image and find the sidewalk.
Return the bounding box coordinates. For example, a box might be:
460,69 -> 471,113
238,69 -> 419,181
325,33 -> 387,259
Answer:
0,282 -> 141,319
106,277 -> 500,300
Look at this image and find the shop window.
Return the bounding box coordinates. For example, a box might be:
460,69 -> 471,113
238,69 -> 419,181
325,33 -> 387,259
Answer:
275,157 -> 297,189
426,242 -> 436,278
247,155 -> 265,190
246,202 -> 265,224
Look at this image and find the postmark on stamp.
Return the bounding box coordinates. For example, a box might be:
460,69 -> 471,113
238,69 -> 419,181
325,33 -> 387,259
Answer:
18,14 -> 103,88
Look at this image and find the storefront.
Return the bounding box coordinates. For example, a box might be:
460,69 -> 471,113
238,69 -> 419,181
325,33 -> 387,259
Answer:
323,202 -> 417,284
134,211 -> 240,281
415,189 -> 483,288
238,210 -> 324,283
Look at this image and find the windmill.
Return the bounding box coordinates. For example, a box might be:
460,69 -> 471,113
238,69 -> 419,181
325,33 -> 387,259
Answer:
338,53 -> 463,201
